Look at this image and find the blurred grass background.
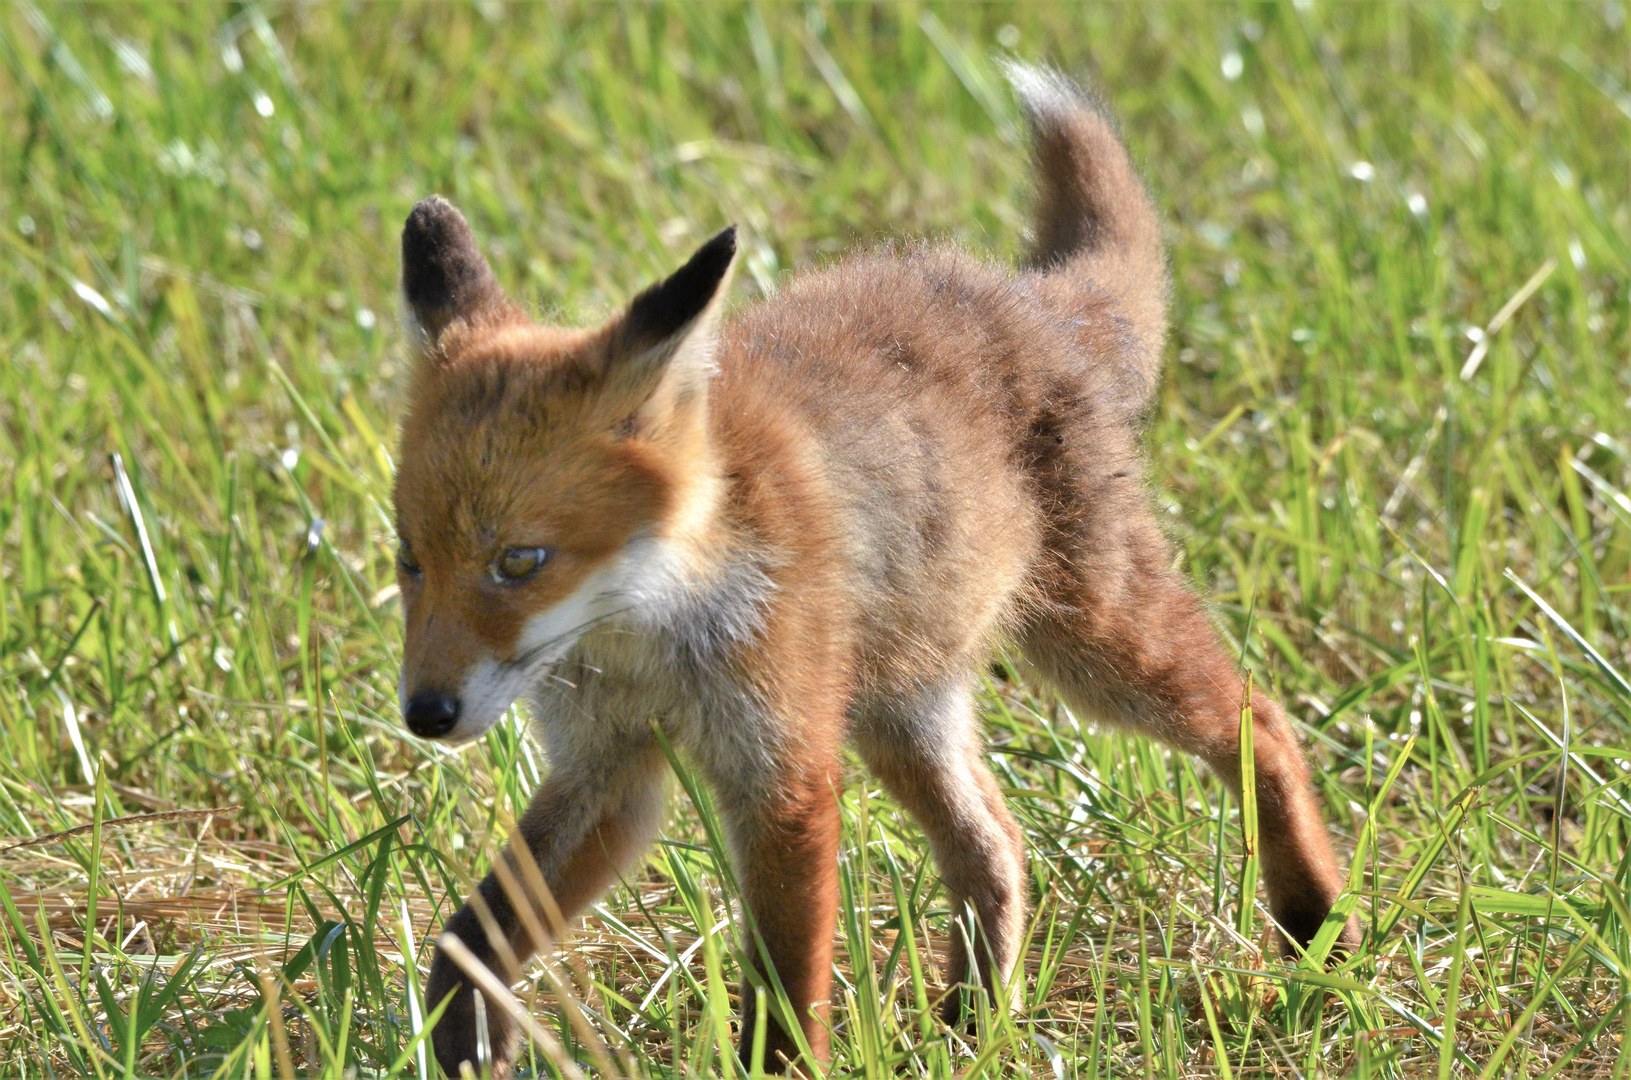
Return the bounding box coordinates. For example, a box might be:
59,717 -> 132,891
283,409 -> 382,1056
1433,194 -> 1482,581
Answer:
2,1 -> 1630,1076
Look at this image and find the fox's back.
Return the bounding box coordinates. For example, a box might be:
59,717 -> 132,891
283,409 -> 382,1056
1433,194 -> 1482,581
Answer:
710,245 -> 1150,691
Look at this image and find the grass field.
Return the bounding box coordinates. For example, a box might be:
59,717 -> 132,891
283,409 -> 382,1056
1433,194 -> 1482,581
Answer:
3,2 -> 1631,1076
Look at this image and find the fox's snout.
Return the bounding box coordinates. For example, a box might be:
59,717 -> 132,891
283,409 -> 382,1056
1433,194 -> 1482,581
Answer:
396,624 -> 504,745
403,690 -> 461,739
396,590 -> 537,745
399,648 -> 530,745
393,570 -> 512,744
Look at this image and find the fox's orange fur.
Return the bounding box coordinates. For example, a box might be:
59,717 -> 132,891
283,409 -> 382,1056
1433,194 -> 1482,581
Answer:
391,66 -> 1359,1076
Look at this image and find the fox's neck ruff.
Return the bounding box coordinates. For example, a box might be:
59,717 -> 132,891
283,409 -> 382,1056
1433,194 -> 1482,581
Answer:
560,450 -> 773,687
653,454 -> 728,563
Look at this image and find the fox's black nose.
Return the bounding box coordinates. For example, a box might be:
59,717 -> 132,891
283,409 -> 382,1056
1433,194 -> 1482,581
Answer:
405,692 -> 460,738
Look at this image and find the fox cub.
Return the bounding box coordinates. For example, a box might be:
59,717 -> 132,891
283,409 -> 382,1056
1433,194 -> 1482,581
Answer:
392,66 -> 1358,1076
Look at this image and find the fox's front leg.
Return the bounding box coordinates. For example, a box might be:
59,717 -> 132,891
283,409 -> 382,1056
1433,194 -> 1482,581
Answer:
427,740 -> 668,1079
707,756 -> 844,1071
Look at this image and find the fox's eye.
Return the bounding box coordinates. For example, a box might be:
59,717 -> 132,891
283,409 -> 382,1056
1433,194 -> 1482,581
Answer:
492,546 -> 552,584
397,541 -> 422,578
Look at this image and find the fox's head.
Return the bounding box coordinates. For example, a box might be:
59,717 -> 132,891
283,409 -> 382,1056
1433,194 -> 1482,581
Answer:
391,196 -> 735,743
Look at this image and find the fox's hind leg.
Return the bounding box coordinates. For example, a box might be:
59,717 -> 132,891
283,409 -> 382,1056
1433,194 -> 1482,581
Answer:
852,680 -> 1029,1024
1020,544 -> 1359,954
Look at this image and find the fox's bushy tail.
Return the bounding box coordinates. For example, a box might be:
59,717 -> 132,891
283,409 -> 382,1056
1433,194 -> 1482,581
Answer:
1005,62 -> 1169,412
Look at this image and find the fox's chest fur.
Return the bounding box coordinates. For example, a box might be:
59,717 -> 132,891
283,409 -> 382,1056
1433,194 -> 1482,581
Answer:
523,534 -> 792,795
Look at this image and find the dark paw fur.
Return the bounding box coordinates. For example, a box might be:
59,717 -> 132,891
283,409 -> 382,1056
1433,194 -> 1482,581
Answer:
1277,907 -> 1363,962
425,953 -> 517,1078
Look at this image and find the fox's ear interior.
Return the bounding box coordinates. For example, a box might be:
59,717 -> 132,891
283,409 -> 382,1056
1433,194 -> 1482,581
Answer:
606,227 -> 736,420
400,195 -> 510,347
622,226 -> 737,357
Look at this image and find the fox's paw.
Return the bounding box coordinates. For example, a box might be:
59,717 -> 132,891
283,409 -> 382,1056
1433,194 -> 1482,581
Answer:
425,949 -> 519,1078
1276,905 -> 1363,963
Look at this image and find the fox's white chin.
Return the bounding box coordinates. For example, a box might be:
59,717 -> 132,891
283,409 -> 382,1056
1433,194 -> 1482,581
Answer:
444,657 -> 524,744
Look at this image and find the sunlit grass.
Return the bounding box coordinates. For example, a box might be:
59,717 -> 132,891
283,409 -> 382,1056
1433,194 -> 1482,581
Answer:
2,2 -> 1630,1077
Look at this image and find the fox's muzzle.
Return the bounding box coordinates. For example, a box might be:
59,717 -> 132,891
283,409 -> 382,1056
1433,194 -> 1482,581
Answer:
404,690 -> 461,739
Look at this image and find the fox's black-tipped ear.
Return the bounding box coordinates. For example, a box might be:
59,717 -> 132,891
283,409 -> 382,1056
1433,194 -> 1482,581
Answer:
602,226 -> 737,431
400,195 -> 509,344
622,226 -> 737,358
